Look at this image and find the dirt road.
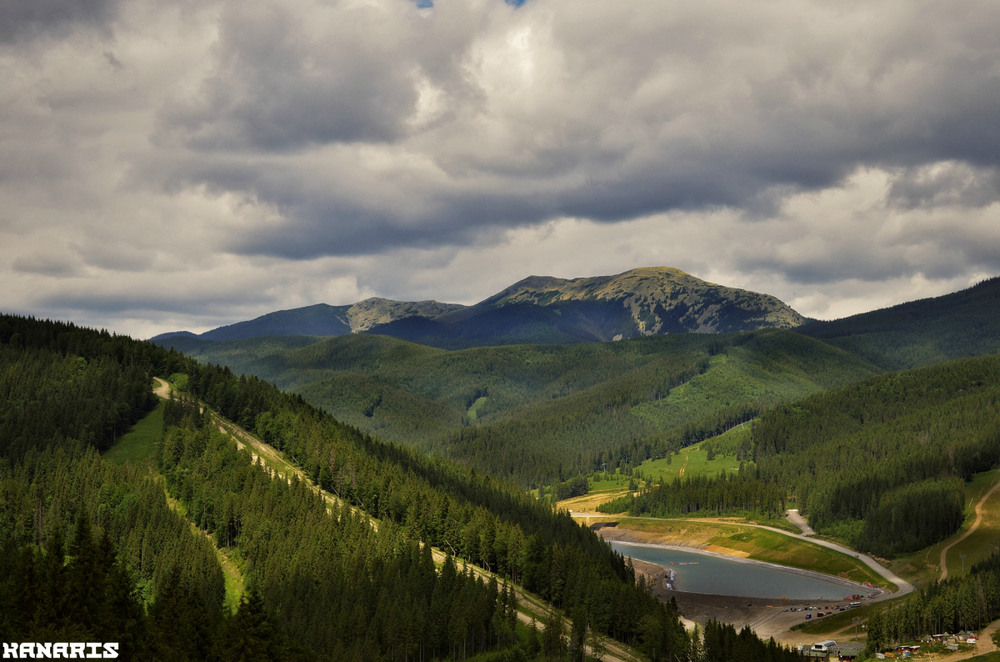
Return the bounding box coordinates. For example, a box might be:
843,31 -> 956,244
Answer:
785,509 -> 815,536
940,476 -> 1000,581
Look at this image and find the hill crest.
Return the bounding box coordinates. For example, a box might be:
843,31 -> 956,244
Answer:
481,267 -> 805,336
153,266 -> 806,347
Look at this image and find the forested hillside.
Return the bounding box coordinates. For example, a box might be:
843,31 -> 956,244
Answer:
0,318 -> 229,658
169,329 -> 879,486
801,276 -> 1000,370
0,313 -> 805,660
607,352 -> 1000,557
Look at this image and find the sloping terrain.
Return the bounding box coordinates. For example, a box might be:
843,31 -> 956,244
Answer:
0,314 -> 698,660
800,276 -> 1000,370
170,329 -> 880,486
481,267 -> 806,335
154,298 -> 466,344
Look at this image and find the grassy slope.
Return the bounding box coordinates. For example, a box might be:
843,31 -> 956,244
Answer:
748,353 -> 1000,554
156,378 -> 647,662
102,399 -> 164,466
638,433 -> 747,484
633,331 -> 881,430
601,517 -> 886,587
889,468 -> 1000,588
104,395 -> 245,612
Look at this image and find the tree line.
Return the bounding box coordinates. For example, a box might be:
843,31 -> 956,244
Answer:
160,397 -> 520,659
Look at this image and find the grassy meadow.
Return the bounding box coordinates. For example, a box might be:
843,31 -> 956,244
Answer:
638,436 -> 745,484
102,399 -> 164,466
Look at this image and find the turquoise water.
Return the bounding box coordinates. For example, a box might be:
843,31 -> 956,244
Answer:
610,541 -> 858,600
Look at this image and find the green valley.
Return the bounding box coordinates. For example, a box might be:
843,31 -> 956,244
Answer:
171,328 -> 881,486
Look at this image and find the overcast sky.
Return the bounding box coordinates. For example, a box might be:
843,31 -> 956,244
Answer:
3,0 -> 1000,339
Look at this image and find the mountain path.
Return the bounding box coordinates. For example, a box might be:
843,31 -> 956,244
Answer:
940,474 -> 1000,581
785,509 -> 815,536
678,452 -> 689,478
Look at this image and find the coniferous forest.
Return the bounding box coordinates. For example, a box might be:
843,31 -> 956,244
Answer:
0,314 -> 807,660
604,352 -> 1000,558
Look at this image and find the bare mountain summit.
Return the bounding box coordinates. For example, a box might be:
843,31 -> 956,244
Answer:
477,267 -> 806,337
368,267 -> 807,347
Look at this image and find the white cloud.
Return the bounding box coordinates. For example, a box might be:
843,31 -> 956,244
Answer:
1,0 -> 999,337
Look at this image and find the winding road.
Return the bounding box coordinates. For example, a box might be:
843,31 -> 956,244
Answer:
572,509 -> 915,600
939,476 -> 1000,581
773,511 -> 913,600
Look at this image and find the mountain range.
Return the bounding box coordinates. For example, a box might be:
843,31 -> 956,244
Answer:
153,266 -> 807,350
150,271 -> 1000,486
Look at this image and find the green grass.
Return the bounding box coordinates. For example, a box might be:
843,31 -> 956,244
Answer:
941,469 -> 1000,577
638,442 -> 742,484
632,335 -> 880,433
467,396 -> 488,421
967,653 -> 1000,662
220,553 -> 246,613
164,490 -> 244,612
791,603 -> 874,635
103,400 -> 164,466
108,400 -> 247,612
585,471 -> 634,492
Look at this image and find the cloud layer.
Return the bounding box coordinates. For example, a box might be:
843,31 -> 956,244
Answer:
2,0 -> 999,337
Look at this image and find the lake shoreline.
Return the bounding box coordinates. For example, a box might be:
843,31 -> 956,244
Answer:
629,557 -> 833,646
597,524 -> 880,597
598,523 -> 882,645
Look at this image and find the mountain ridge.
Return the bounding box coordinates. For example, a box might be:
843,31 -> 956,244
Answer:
799,276 -> 1000,369
479,266 -> 806,335
153,297 -> 466,344
154,266 -> 807,348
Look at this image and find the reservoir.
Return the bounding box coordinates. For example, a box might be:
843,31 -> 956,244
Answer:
610,541 -> 861,600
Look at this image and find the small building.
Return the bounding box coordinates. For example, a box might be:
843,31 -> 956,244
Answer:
811,640 -> 838,655
837,642 -> 864,660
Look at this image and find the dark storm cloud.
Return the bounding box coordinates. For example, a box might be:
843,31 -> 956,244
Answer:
37,289 -> 263,316
889,163 -> 1000,210
740,251 -> 916,287
0,0 -> 119,43
148,0 -> 1000,262
156,3 -> 450,151
13,253 -> 81,278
